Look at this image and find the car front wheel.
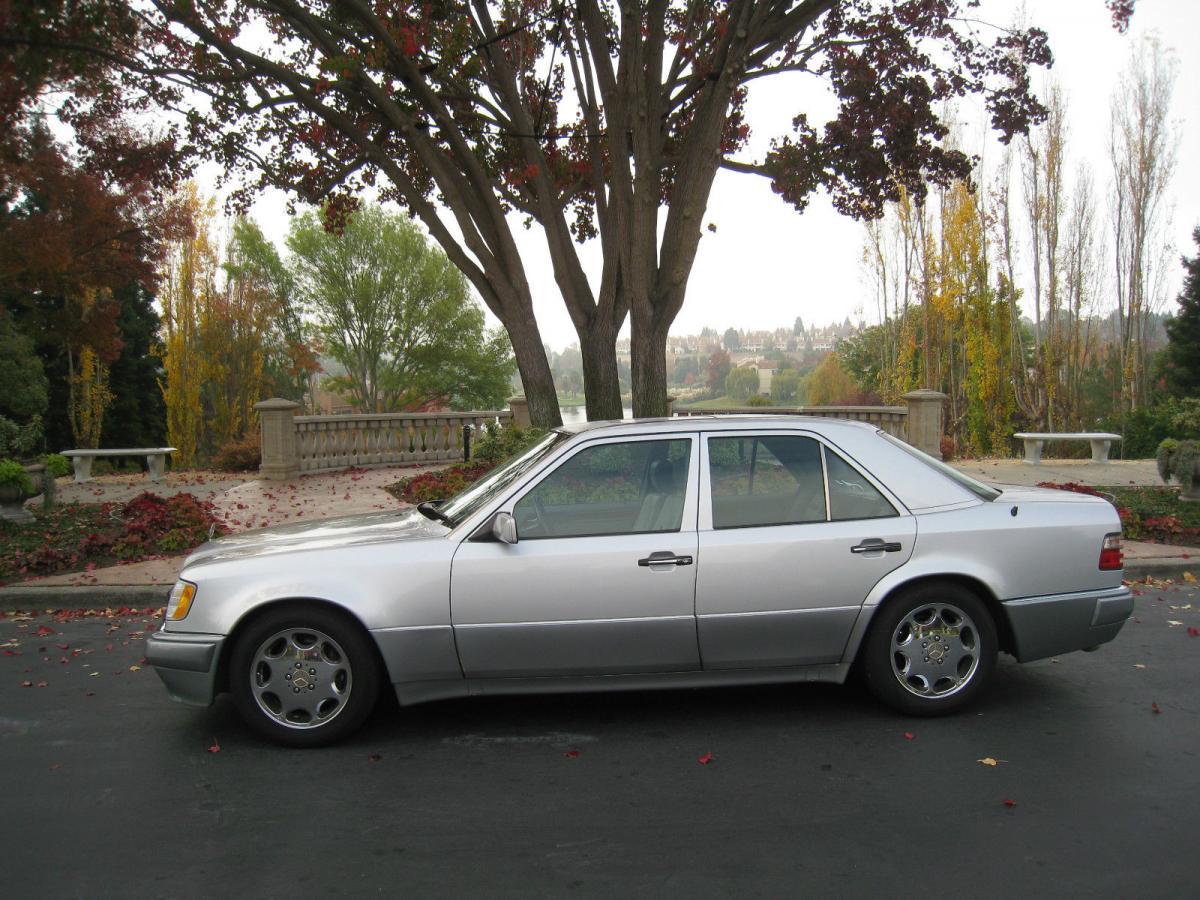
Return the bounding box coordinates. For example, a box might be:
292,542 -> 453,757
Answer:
229,604 -> 381,747
862,583 -> 998,716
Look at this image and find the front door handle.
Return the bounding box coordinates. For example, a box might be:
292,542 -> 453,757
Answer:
851,539 -> 902,554
638,551 -> 694,567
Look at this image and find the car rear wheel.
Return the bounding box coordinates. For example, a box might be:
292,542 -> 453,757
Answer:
229,604 -> 380,747
862,583 -> 998,716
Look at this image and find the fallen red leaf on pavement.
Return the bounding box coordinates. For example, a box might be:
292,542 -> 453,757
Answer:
20,680 -> 32,687
55,643 -> 69,650
1151,702 -> 1161,714
1002,799 -> 1016,808
368,752 -> 382,762
904,732 -> 915,740
563,749 -> 580,759
207,738 -> 221,753
34,625 -> 54,637
1188,627 -> 1199,638
698,751 -> 714,765
36,681 -> 47,687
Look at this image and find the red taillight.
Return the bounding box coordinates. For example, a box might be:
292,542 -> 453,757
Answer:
1099,533 -> 1123,571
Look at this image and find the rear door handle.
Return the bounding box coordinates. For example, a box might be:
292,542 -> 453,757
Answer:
638,551 -> 694,567
851,539 -> 902,554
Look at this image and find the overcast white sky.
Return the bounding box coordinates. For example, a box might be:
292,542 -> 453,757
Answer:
228,0 -> 1200,352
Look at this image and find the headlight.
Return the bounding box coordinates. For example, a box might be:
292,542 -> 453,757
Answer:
166,580 -> 198,621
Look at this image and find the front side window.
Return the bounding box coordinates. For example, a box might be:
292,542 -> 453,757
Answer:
708,435 -> 826,528
514,439 -> 691,539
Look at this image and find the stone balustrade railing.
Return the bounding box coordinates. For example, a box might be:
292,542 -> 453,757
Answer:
255,399 -> 511,480
254,389 -> 947,480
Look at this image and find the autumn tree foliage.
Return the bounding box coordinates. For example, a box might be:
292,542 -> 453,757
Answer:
159,187 -> 313,466
8,1 -> 1130,426
0,3 -> 191,451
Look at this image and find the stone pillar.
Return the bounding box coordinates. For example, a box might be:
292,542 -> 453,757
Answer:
902,389 -> 948,459
666,396 -> 676,418
255,398 -> 300,480
508,396 -> 531,429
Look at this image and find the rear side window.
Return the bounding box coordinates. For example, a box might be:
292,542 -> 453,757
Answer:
708,435 -> 826,528
824,448 -> 897,521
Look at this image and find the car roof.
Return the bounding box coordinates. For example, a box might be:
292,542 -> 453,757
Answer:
556,414 -> 881,437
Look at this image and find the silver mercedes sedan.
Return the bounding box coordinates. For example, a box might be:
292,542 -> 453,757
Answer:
147,417 -> 1133,746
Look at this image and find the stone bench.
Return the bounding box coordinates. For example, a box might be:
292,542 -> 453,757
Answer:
62,448 -> 177,483
1013,433 -> 1121,465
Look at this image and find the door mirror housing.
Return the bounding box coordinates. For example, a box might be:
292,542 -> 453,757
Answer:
492,511 -> 519,545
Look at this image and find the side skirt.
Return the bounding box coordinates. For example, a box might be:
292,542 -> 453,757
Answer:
393,663 -> 852,707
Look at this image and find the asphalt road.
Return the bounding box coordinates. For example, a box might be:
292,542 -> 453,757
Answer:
2,582 -> 1198,898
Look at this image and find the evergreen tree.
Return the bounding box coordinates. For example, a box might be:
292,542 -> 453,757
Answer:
1163,227 -> 1200,397
103,283 -> 166,448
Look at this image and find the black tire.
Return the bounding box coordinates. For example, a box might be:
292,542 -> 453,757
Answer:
861,582 -> 998,717
228,603 -> 381,747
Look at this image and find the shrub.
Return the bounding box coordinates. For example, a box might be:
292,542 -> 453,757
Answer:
472,424 -> 546,466
1157,438 -> 1199,491
1107,397 -> 1200,458
0,414 -> 44,459
111,492 -> 225,558
745,394 -> 772,407
213,433 -> 262,472
41,453 -> 71,479
0,458 -> 33,494
387,463 -> 491,504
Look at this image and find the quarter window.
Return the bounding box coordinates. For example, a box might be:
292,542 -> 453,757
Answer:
514,439 -> 691,539
707,436 -> 826,528
824,448 -> 897,521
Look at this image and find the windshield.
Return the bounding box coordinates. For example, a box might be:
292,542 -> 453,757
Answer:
439,431 -> 570,525
880,432 -> 1001,502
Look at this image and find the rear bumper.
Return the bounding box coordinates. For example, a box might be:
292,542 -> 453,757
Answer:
146,629 -> 225,707
1002,585 -> 1133,663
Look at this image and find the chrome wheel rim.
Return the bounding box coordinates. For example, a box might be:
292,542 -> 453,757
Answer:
249,628 -> 352,729
890,603 -> 980,699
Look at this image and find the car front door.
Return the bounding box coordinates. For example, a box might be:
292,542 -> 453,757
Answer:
696,431 -> 916,669
450,434 -> 701,678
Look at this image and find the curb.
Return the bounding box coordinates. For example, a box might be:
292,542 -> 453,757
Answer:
0,584 -> 170,612
1122,559 -> 1197,582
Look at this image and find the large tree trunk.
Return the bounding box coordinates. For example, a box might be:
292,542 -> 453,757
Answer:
629,315 -> 671,418
505,316 -> 562,427
578,320 -> 624,420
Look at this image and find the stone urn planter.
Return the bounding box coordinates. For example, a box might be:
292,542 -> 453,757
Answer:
0,462 -> 41,524
1157,439 -> 1200,502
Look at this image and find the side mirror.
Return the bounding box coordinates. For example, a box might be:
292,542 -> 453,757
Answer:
491,511 -> 518,545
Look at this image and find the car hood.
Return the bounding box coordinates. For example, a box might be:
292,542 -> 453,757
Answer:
991,484 -> 1112,504
183,508 -> 447,569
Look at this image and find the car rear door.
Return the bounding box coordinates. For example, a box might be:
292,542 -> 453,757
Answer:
695,430 -> 915,669
450,434 -> 701,678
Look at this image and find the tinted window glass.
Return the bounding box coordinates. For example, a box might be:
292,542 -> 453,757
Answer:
708,436 -> 826,528
514,439 -> 691,538
825,448 -> 897,520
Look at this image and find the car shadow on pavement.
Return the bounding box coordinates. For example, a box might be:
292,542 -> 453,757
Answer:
171,655 -> 1085,752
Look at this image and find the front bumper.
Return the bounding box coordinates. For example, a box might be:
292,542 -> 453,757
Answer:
146,629 -> 225,707
1002,585 -> 1133,663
